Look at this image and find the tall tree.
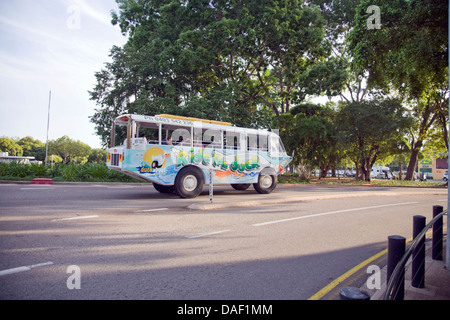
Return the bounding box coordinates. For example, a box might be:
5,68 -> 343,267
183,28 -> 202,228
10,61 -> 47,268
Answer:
348,0 -> 448,180
276,103 -> 338,178
48,136 -> 92,164
336,99 -> 413,181
90,0 -> 341,145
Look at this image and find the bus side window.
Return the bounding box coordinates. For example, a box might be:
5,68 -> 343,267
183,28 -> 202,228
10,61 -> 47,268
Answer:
203,129 -> 222,148
172,128 -> 192,146
248,134 -> 258,151
259,135 -> 268,152
225,132 -> 239,150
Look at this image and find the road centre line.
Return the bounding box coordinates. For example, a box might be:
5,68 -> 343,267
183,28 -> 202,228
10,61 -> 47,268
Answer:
51,215 -> 99,222
185,230 -> 230,239
134,208 -> 169,213
252,202 -> 419,227
0,261 -> 54,277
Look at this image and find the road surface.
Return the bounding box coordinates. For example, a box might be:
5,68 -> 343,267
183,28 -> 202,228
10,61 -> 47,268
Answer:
0,182 -> 446,300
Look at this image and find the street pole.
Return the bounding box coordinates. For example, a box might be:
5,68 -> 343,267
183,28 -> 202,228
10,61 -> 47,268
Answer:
447,0 -> 450,270
45,90 -> 51,165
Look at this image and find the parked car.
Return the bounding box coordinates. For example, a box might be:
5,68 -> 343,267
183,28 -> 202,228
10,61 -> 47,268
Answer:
443,171 -> 448,182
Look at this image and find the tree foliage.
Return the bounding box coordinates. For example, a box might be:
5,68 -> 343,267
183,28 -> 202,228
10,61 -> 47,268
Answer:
90,0 -> 347,145
336,99 -> 413,181
348,0 -> 448,179
87,0 -> 449,180
48,136 -> 92,164
0,137 -> 23,156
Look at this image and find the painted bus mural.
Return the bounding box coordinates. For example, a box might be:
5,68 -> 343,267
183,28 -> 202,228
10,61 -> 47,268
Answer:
107,114 -> 292,198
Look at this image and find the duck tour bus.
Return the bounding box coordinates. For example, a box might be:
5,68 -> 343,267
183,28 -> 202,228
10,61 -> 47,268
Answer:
106,114 -> 292,198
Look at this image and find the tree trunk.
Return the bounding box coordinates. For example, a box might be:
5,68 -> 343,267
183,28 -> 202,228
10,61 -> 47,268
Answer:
405,142 -> 422,180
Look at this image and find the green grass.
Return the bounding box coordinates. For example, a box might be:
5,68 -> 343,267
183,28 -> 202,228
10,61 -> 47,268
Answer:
309,176 -> 446,188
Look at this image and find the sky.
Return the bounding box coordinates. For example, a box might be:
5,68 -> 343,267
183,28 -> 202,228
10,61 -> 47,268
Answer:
0,0 -> 127,149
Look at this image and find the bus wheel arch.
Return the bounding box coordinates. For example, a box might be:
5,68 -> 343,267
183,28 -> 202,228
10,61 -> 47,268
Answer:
253,167 -> 277,194
174,166 -> 205,198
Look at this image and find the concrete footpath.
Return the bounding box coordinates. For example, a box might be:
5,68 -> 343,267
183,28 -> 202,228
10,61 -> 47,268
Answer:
368,236 -> 450,300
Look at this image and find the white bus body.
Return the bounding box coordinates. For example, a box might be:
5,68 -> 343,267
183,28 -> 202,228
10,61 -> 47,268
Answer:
106,114 -> 292,198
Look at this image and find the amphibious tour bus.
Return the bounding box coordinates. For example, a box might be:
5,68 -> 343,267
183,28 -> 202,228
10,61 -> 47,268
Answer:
106,114 -> 292,198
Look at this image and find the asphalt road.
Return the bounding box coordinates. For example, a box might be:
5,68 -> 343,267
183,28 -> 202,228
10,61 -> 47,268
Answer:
0,182 -> 447,300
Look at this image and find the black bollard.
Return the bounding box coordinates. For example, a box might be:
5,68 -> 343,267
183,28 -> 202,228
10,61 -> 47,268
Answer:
412,215 -> 426,288
432,205 -> 443,261
387,235 -> 405,300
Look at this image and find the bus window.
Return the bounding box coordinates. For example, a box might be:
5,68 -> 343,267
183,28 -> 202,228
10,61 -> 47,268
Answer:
172,128 -> 192,147
247,134 -> 258,151
270,135 -> 286,154
225,132 -> 240,150
203,129 -> 222,148
259,134 -> 268,152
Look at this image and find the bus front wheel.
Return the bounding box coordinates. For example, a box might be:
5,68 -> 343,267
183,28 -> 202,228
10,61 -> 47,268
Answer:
175,167 -> 204,198
253,174 -> 277,194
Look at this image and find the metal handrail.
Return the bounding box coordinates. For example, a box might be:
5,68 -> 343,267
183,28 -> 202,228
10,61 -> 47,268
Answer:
383,209 -> 447,300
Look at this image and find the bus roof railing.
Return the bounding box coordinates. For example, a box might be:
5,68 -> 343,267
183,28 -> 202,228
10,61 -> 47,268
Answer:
114,114 -> 272,135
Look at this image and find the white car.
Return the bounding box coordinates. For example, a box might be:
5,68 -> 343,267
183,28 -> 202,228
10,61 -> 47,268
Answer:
443,171 -> 448,182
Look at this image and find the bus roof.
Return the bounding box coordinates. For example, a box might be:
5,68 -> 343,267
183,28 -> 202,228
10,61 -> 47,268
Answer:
114,114 -> 272,136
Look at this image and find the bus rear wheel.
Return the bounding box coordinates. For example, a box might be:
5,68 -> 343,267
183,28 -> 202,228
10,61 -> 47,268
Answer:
152,183 -> 174,194
253,174 -> 277,194
174,167 -> 204,198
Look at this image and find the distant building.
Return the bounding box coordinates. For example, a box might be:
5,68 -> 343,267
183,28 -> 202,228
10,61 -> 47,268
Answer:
418,157 -> 448,180
0,152 -> 35,164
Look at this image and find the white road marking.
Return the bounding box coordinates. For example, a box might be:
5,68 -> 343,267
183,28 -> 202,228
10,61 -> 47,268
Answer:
51,215 -> 99,222
20,187 -> 55,190
252,202 -> 419,227
185,230 -> 230,239
0,261 -> 54,276
134,208 -> 169,213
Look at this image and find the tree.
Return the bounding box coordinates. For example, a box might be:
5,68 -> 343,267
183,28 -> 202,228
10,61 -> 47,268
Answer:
90,0 -> 342,145
336,99 -> 413,181
276,103 -> 339,179
348,0 -> 448,180
48,136 -> 92,164
88,149 -> 107,164
0,137 -> 23,156
17,136 -> 46,161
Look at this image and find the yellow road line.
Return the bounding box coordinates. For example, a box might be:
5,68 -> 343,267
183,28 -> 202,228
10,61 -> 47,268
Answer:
307,249 -> 387,300
308,234 -> 418,300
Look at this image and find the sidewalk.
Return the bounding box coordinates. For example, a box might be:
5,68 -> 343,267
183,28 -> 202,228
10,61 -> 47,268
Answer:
368,236 -> 450,300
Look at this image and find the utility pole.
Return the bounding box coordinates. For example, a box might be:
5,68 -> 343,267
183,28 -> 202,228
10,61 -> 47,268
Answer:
447,0 -> 450,270
45,90 -> 51,165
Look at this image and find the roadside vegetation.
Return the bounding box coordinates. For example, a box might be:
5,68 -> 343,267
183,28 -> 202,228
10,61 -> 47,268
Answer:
1,163 -> 444,188
0,162 -> 138,183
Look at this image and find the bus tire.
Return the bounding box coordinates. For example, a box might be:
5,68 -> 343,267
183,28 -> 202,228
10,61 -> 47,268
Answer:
231,183 -> 251,191
253,173 -> 277,194
174,166 -> 204,198
152,183 -> 174,194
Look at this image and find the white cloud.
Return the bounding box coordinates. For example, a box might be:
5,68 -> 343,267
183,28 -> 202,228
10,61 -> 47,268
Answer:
0,0 -> 126,149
